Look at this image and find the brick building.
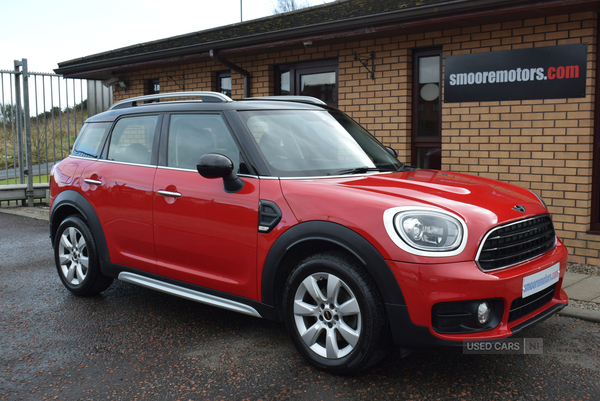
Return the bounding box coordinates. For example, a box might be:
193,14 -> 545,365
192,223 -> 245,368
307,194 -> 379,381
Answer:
56,0 -> 600,265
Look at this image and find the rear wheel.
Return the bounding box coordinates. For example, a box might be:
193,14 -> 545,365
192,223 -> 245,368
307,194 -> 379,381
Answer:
282,252 -> 390,374
54,216 -> 113,296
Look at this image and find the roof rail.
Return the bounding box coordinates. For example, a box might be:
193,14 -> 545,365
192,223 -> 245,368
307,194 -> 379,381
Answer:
109,91 -> 232,110
243,96 -> 326,105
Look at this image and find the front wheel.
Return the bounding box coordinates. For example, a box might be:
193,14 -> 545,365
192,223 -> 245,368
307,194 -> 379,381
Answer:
282,252 -> 390,374
54,215 -> 113,296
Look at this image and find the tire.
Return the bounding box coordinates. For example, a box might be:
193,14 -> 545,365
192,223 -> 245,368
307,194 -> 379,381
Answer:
282,252 -> 390,374
53,215 -> 113,296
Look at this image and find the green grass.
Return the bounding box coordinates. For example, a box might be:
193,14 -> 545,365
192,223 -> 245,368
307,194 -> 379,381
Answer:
0,174 -> 50,185
1,109 -> 83,171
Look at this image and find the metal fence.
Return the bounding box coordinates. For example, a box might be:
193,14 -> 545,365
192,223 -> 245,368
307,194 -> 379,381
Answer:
1,59 -> 112,206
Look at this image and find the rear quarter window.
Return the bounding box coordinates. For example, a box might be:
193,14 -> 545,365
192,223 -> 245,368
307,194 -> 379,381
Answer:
72,123 -> 111,158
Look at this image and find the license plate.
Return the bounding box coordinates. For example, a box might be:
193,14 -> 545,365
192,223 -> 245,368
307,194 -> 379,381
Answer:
522,263 -> 560,298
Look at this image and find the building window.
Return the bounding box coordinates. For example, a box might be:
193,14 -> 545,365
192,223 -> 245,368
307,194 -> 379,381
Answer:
218,71 -> 232,97
276,59 -> 338,106
148,78 -> 160,95
412,49 -> 442,169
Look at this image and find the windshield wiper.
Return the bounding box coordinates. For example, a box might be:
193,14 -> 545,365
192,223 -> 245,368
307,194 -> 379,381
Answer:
73,150 -> 97,158
334,166 -> 392,175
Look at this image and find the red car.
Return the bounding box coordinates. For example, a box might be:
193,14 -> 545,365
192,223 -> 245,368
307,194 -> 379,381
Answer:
50,92 -> 568,373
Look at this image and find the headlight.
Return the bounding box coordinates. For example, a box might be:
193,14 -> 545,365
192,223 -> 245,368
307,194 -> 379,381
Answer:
384,207 -> 468,257
396,211 -> 462,251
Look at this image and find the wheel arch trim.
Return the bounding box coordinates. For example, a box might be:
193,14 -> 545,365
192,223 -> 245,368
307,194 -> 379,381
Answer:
50,190 -> 110,263
261,221 -> 405,308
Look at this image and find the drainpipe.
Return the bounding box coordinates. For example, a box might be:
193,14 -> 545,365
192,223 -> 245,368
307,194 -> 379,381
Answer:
210,49 -> 251,98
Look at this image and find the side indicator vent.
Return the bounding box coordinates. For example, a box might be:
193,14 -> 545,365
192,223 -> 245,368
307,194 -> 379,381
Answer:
258,200 -> 282,234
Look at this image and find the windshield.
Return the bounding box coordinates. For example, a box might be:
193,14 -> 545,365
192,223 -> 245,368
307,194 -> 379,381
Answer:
238,109 -> 403,177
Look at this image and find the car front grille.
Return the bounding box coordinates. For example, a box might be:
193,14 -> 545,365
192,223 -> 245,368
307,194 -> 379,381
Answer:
477,215 -> 556,271
508,283 -> 556,323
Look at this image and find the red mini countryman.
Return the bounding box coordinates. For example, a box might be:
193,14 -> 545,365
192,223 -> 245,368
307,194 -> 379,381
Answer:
50,92 -> 568,373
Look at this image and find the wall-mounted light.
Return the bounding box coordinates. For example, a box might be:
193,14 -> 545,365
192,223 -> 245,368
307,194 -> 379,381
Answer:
303,41 -> 313,48
102,76 -> 127,91
102,77 -> 120,86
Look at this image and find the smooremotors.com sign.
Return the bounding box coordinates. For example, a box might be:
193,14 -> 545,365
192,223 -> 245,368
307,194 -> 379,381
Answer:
444,43 -> 587,103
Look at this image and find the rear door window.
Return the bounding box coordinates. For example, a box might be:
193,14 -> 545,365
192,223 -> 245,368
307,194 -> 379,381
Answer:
107,116 -> 160,165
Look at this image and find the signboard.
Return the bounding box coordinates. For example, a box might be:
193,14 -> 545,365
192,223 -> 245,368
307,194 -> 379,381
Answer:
444,44 -> 587,103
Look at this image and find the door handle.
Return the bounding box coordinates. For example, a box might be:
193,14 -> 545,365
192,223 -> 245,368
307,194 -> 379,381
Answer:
158,190 -> 182,198
84,179 -> 102,185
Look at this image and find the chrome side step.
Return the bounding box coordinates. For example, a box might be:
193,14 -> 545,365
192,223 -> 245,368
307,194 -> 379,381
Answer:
118,272 -> 262,318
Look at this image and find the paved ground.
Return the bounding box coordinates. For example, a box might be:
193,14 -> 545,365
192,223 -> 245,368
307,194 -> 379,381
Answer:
563,272 -> 600,303
0,161 -> 56,180
560,273 -> 600,322
1,212 -> 600,400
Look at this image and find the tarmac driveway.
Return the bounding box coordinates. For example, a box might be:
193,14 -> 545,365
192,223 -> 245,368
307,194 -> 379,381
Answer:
1,212 -> 599,400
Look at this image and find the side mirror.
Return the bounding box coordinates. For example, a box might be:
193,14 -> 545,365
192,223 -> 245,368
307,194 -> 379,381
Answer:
386,146 -> 397,158
196,153 -> 245,193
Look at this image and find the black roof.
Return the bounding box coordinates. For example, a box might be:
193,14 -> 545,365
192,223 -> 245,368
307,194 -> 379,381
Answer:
87,95 -> 326,123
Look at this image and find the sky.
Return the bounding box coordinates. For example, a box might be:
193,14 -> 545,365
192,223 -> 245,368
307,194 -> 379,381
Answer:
0,0 -> 335,74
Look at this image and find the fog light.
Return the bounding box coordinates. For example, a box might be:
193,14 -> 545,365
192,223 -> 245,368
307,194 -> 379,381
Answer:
477,302 -> 491,325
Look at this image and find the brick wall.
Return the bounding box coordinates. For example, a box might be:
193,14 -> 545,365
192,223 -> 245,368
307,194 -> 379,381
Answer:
438,11 -> 597,265
112,11 -> 598,264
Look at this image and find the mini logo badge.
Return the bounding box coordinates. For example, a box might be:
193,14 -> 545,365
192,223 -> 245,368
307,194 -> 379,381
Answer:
513,205 -> 526,213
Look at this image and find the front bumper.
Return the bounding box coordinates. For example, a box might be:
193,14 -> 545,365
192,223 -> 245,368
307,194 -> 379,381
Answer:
385,241 -> 569,348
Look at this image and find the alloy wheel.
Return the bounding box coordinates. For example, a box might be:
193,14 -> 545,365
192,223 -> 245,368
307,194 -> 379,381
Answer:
292,272 -> 362,359
58,226 -> 89,286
